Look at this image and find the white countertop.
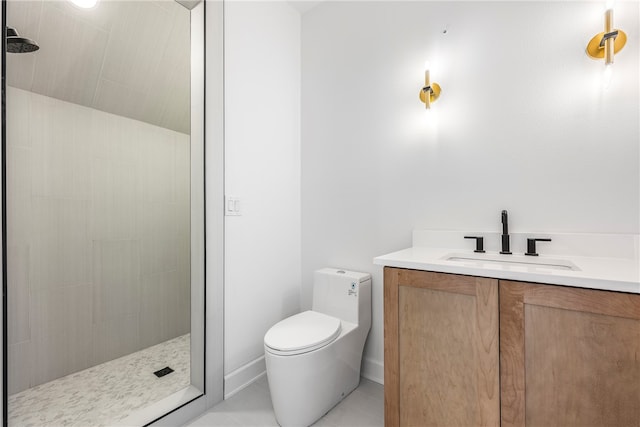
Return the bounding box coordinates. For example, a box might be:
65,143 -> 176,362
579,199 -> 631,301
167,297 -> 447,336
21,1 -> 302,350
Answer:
374,231 -> 640,294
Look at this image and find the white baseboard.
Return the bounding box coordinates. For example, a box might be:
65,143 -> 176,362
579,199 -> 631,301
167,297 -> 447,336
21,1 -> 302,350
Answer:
361,357 -> 384,385
224,356 -> 267,399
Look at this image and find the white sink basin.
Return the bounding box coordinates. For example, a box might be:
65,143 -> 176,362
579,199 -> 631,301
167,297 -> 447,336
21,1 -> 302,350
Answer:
442,252 -> 580,271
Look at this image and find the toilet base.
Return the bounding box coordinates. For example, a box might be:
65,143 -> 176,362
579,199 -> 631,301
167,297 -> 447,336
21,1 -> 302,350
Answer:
265,326 -> 363,427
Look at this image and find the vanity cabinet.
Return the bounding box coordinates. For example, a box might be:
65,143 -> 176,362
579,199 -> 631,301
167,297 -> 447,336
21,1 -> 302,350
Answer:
500,280 -> 640,427
383,268 -> 500,427
384,267 -> 640,427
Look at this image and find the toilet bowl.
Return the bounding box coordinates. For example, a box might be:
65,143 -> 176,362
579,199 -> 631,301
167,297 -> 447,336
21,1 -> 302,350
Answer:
264,268 -> 372,427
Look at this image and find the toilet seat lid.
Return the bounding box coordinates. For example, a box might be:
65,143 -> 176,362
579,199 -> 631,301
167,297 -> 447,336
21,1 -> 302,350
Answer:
264,310 -> 342,354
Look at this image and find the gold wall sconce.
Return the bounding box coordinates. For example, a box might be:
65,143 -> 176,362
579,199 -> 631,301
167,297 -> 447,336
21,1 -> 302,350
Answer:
419,62 -> 441,109
586,4 -> 626,66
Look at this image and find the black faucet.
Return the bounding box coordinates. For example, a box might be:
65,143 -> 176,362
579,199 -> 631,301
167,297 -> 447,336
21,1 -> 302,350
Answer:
500,210 -> 512,254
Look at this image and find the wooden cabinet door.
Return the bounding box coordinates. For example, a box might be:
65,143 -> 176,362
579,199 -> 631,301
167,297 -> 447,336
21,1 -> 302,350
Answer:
384,267 -> 499,427
500,281 -> 640,427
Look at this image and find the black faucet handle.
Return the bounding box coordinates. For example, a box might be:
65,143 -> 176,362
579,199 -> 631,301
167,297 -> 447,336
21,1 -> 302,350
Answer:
464,236 -> 485,253
525,238 -> 552,256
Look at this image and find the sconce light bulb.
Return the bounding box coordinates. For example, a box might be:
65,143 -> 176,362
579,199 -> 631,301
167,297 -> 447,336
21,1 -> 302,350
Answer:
605,0 -> 615,11
603,63 -> 613,88
424,61 -> 431,90
419,59 -> 440,110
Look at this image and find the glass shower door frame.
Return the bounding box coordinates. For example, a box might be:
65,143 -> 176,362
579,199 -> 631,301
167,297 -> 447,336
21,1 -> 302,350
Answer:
0,0 -> 225,425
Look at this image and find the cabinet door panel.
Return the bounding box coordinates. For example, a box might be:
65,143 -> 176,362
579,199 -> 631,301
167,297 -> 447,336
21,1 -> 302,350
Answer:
500,281 -> 640,427
384,268 -> 499,427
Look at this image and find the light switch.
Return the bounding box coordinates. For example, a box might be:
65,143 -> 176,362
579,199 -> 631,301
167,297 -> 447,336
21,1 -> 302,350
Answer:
226,196 -> 241,216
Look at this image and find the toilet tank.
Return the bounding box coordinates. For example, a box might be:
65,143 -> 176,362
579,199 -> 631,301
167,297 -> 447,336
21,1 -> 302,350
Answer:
312,268 -> 371,324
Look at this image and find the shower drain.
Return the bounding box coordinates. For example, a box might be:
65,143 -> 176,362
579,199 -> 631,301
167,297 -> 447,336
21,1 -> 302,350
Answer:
153,366 -> 174,378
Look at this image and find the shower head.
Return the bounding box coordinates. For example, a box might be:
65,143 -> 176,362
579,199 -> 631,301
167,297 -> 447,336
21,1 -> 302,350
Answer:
6,27 -> 39,53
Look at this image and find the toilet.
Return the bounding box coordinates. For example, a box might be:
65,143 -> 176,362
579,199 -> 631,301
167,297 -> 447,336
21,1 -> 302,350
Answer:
264,268 -> 372,427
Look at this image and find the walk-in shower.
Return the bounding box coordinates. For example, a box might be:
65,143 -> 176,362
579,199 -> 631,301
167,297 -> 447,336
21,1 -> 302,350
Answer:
2,0 -> 212,425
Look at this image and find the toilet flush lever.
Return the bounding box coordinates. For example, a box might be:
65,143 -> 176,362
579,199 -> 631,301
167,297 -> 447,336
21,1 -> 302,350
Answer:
464,236 -> 485,253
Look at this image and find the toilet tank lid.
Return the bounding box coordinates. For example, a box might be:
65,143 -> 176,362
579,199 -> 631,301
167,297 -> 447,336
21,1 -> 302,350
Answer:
316,268 -> 371,283
264,310 -> 341,353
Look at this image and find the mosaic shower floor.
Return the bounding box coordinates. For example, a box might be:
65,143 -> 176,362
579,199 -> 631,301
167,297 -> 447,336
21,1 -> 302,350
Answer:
8,334 -> 190,427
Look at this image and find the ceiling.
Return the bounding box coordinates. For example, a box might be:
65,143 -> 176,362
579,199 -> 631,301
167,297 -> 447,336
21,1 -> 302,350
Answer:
6,0 -> 191,134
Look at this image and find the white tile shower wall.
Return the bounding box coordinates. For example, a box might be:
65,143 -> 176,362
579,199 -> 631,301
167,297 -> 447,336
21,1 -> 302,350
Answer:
224,1 -> 301,378
301,1 -> 639,383
5,86 -> 191,395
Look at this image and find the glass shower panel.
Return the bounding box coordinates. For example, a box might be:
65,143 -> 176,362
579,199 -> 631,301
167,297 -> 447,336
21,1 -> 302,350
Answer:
3,0 -> 204,425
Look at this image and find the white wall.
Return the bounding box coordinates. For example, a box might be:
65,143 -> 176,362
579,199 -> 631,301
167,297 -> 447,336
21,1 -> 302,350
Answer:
301,1 -> 640,382
224,1 -> 301,389
6,87 -> 191,394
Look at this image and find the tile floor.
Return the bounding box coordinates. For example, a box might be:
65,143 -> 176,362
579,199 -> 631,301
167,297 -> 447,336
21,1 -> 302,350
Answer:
185,375 -> 384,427
8,334 -> 190,427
